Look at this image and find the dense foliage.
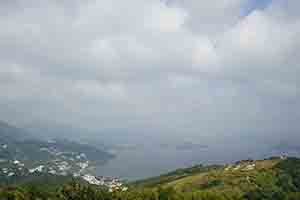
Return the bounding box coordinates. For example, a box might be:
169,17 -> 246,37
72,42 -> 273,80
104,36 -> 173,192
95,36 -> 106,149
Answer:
1,180 -> 300,200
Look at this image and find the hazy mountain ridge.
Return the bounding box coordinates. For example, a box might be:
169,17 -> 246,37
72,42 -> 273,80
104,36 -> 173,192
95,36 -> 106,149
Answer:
0,121 -> 114,180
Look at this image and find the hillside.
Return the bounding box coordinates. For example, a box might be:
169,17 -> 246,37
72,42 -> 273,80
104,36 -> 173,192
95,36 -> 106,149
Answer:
1,156 -> 300,199
0,121 -> 114,181
132,156 -> 300,199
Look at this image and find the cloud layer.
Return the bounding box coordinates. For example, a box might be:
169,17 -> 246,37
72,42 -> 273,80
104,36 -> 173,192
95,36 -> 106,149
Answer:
0,0 -> 299,144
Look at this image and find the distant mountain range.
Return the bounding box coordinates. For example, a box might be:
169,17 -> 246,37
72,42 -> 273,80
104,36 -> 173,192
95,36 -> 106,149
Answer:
0,121 -> 30,141
0,121 -> 114,182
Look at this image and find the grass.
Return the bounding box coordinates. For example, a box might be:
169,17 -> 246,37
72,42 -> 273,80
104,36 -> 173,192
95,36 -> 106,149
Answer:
134,157 -> 286,195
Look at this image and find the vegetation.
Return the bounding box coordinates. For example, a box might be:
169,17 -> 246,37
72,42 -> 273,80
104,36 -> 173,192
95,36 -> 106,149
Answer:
0,173 -> 77,188
132,164 -> 222,188
1,157 -> 300,199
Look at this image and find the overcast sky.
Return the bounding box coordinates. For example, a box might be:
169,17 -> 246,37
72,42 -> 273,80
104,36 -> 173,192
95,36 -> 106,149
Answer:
0,0 -> 299,144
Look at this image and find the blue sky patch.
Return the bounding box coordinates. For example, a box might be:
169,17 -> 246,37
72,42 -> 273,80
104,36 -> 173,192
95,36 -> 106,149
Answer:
242,0 -> 273,16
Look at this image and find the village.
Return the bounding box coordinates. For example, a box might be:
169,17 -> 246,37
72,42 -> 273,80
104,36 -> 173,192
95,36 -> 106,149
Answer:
224,154 -> 288,172
81,174 -> 128,192
0,143 -> 128,192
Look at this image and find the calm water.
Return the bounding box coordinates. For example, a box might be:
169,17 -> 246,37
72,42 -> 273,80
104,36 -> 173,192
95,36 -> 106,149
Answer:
95,141 -> 288,181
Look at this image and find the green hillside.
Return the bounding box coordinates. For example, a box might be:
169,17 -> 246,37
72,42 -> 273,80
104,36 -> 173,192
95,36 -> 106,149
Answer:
0,173 -> 75,189
135,157 -> 282,190
1,156 -> 300,200
131,156 -> 300,199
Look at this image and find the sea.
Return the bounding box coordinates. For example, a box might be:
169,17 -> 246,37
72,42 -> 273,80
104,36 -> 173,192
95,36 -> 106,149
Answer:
95,141 -> 299,181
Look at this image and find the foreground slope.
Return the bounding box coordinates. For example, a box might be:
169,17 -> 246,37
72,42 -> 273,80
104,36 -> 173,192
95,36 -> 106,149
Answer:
133,156 -> 300,199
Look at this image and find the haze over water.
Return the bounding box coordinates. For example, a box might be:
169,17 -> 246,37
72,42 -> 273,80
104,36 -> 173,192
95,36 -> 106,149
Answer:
95,141 -> 293,180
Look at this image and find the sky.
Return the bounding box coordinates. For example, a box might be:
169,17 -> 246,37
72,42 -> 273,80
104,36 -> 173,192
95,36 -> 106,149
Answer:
0,0 -> 299,146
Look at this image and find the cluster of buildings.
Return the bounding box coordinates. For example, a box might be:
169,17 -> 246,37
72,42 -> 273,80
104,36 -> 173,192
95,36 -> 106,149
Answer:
81,174 -> 128,192
0,143 -> 127,192
224,154 -> 289,172
224,159 -> 258,172
0,142 -> 91,177
0,160 -> 90,178
1,159 -> 26,176
39,146 -> 87,162
0,159 -> 128,193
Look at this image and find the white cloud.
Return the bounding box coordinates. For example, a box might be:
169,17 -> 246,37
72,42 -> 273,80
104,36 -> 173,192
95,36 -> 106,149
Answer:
0,0 -> 299,145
